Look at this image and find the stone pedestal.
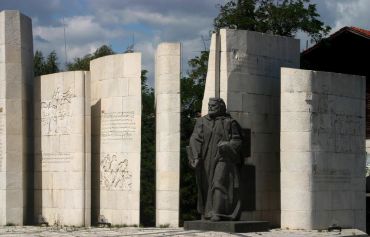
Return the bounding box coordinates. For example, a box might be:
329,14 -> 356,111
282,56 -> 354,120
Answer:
90,53 -> 141,225
0,10 -> 33,226
34,71 -> 91,226
184,220 -> 269,233
281,68 -> 366,231
155,43 -> 181,227
202,29 -> 300,226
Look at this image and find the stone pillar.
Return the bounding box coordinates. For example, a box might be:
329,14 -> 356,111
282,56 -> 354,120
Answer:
34,71 -> 91,226
155,43 -> 180,227
202,29 -> 300,226
0,10 -> 33,226
90,53 -> 141,225
281,68 -> 366,231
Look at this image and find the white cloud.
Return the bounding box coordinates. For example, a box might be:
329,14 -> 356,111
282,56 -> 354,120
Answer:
329,0 -> 370,31
313,0 -> 370,33
33,15 -> 125,67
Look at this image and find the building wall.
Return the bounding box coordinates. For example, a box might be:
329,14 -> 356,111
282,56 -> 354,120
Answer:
281,68 -> 366,231
34,71 -> 91,226
90,53 -> 141,225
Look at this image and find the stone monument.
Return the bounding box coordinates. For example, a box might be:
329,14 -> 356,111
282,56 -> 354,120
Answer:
0,10 -> 33,226
90,53 -> 141,225
189,97 -> 243,221
33,71 -> 91,226
201,29 -> 300,226
155,43 -> 181,227
281,68 -> 366,231
184,98 -> 269,233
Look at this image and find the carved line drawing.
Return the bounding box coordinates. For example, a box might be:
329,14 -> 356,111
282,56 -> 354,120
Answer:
41,87 -> 73,135
100,153 -> 133,190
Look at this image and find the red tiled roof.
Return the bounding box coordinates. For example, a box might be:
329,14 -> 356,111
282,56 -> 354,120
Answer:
302,26 -> 370,55
349,26 -> 370,38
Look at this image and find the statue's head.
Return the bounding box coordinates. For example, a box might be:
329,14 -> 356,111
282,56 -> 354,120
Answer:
208,97 -> 226,118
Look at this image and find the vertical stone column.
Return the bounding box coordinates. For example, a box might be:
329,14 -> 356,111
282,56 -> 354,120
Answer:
281,68 -> 366,231
155,43 -> 180,227
34,71 -> 91,226
90,53 -> 141,225
202,29 -> 300,226
201,34 -> 216,116
0,10 -> 33,225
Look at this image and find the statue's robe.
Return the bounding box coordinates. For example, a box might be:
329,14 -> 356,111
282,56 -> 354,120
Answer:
189,114 -> 242,220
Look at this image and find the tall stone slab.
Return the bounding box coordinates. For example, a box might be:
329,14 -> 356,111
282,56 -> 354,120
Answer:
281,68 -> 366,231
155,43 -> 180,227
90,53 -> 141,225
34,71 -> 91,226
0,10 -> 33,225
202,29 -> 300,226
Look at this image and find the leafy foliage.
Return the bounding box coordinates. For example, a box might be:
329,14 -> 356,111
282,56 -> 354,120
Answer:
33,50 -> 60,76
66,45 -> 115,71
214,0 -> 331,42
179,51 -> 209,223
140,70 -> 156,226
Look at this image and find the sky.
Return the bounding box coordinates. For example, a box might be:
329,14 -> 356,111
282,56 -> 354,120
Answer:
1,0 -> 370,86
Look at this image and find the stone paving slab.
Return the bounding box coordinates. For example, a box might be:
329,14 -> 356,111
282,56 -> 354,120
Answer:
0,226 -> 367,237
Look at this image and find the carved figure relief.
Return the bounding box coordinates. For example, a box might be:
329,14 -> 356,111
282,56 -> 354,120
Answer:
41,87 -> 73,135
100,153 -> 132,190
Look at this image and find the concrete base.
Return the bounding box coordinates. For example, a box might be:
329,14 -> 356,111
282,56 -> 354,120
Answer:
184,220 -> 269,233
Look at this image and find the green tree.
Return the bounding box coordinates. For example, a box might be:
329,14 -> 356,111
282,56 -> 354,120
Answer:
67,45 -> 114,71
33,50 -> 45,77
179,51 -> 209,223
44,51 -> 59,74
140,69 -> 156,226
33,50 -> 60,76
214,0 -> 331,42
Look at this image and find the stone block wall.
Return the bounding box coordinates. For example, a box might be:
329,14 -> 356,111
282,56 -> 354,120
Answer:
281,68 -> 366,230
33,71 -> 91,226
0,10 -> 33,225
202,29 -> 300,226
90,53 -> 141,225
155,43 -> 180,227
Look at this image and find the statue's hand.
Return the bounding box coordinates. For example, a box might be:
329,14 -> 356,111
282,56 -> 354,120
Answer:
190,158 -> 200,169
218,141 -> 230,156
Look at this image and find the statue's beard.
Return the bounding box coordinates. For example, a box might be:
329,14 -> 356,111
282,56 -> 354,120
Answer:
208,109 -> 221,118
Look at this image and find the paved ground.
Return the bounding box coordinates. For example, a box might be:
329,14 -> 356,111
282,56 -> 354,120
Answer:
0,226 -> 367,237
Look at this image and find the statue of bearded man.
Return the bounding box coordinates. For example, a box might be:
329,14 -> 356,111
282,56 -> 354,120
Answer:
188,97 -> 243,221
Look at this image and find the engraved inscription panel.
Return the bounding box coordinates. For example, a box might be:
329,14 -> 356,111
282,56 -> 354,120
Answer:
100,153 -> 132,190
313,168 -> 351,184
42,153 -> 73,164
101,111 -> 136,142
41,88 -> 73,135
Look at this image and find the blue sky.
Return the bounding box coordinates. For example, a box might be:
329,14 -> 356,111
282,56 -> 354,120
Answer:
1,0 -> 370,85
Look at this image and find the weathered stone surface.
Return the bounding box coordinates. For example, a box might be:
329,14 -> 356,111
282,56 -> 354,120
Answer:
184,220 -> 269,233
90,53 -> 141,226
0,10 -> 33,226
33,71 -> 91,226
281,68 -> 366,231
155,42 -> 180,227
0,226 -> 366,237
202,29 -> 300,226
